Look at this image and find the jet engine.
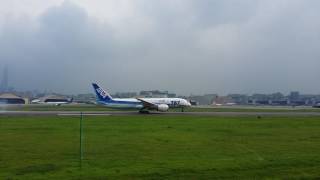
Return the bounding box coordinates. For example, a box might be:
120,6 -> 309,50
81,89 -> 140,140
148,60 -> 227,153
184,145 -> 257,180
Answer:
157,104 -> 169,112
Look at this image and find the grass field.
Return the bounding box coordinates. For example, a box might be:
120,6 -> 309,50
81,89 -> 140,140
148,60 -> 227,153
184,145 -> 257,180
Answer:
1,115 -> 320,179
2,104 -> 320,112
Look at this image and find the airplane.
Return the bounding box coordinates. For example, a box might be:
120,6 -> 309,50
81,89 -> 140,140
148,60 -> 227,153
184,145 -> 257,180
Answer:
92,83 -> 191,113
31,97 -> 73,106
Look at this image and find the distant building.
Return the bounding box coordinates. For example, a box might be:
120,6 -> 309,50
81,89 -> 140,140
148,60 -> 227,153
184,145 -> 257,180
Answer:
212,96 -> 235,106
114,92 -> 137,98
270,100 -> 289,106
189,94 -> 217,105
167,93 -> 176,98
289,91 -> 300,101
289,100 -> 306,106
140,90 -> 175,98
255,100 -> 270,105
269,92 -> 284,100
73,93 -> 96,104
0,66 -> 9,92
189,100 -> 198,106
228,94 -> 248,104
0,93 -> 26,104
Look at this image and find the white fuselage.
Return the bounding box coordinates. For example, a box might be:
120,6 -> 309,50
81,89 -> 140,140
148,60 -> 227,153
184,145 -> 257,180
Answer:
31,99 -> 72,105
97,97 -> 191,109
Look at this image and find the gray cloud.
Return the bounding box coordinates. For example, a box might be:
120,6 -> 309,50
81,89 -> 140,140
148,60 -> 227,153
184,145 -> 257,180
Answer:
1,0 -> 320,95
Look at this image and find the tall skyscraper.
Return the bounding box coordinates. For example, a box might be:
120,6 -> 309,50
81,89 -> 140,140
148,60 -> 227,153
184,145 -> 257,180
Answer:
0,66 -> 8,92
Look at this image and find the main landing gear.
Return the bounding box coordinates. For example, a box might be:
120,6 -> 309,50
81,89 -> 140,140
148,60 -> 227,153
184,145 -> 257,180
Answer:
139,110 -> 150,114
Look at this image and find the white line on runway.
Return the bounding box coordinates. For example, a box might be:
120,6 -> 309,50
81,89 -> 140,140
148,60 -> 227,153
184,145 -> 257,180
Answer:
58,113 -> 111,116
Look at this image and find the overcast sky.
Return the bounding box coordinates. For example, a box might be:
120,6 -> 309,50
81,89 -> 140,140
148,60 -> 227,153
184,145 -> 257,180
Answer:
0,0 -> 320,95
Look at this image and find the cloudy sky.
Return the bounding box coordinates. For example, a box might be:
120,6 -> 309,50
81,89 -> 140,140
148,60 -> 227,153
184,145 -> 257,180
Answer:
0,0 -> 320,95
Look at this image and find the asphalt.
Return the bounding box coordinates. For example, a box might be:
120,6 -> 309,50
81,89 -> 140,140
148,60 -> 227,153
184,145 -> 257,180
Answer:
1,111 -> 320,116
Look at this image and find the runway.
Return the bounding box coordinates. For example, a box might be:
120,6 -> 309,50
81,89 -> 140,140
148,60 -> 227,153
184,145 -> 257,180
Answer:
1,111 -> 320,116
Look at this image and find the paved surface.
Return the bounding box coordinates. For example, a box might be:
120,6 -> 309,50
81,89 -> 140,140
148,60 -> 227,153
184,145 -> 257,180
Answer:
1,111 -> 320,116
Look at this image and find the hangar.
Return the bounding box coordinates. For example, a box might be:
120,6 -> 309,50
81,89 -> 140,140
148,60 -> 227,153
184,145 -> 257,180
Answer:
0,93 -> 26,104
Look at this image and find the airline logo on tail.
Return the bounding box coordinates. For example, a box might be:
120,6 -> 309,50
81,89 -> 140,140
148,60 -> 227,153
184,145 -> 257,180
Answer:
92,83 -> 113,102
96,87 -> 107,99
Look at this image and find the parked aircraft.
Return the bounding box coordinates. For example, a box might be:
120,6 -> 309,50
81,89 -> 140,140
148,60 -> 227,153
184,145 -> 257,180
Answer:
31,97 -> 73,106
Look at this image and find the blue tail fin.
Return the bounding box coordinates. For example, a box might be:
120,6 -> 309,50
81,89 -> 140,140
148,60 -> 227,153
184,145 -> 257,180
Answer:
92,83 -> 113,102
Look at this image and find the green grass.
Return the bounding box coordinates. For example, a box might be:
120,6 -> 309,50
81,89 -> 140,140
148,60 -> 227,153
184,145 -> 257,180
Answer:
172,106 -> 320,112
1,104 -> 115,111
2,104 -> 320,112
1,115 -> 320,179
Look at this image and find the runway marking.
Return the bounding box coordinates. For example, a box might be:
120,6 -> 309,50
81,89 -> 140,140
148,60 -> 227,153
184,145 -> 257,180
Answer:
58,113 -> 111,116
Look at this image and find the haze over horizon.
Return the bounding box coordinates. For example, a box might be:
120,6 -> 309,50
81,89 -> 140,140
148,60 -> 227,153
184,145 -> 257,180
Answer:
1,0 -> 320,95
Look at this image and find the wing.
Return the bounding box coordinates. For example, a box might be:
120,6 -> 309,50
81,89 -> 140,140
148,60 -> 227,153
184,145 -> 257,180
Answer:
136,98 -> 157,109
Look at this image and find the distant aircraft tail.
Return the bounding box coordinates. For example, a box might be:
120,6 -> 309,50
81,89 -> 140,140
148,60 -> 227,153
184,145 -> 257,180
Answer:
92,83 -> 113,102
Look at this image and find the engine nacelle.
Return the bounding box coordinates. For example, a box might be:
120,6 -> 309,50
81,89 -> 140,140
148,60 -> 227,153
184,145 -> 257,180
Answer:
157,104 -> 169,112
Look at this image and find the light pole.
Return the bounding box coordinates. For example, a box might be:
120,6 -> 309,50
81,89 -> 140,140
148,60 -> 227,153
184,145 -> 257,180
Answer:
79,111 -> 83,168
